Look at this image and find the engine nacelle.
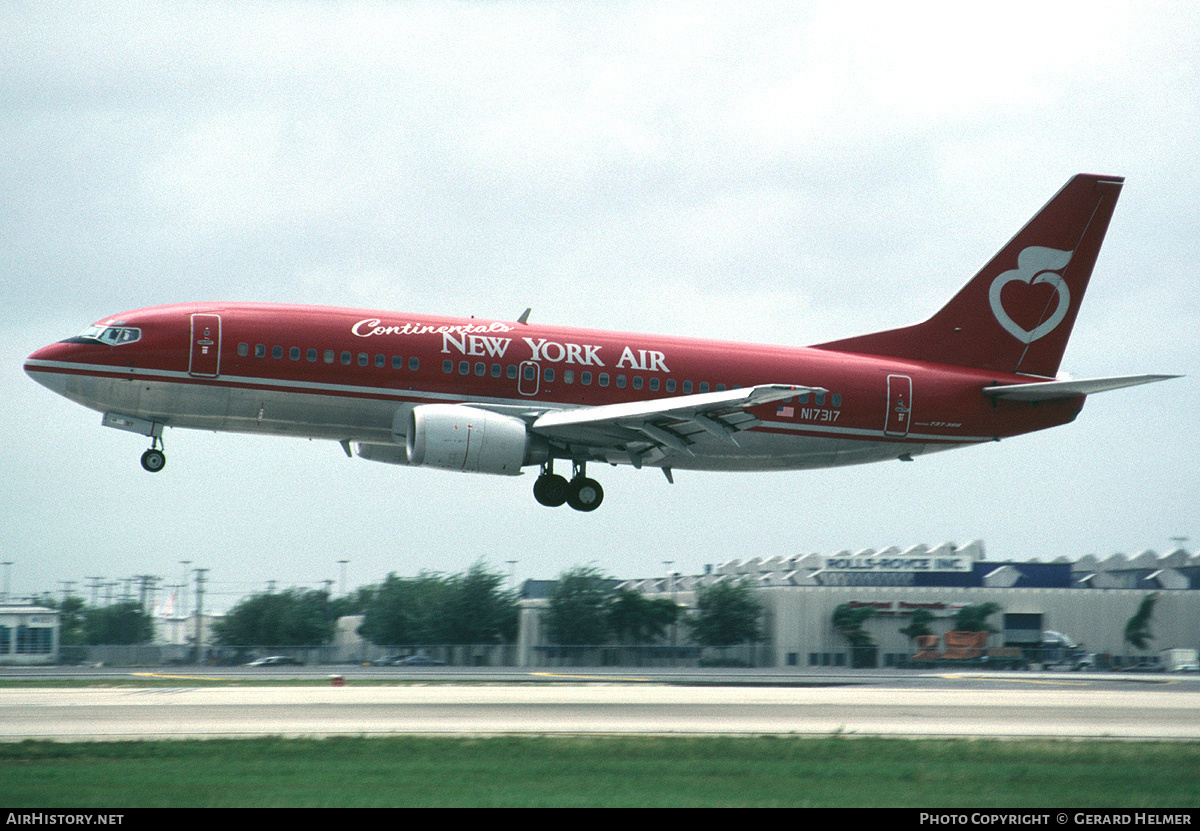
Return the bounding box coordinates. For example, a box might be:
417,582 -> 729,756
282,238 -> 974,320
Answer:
406,405 -> 547,475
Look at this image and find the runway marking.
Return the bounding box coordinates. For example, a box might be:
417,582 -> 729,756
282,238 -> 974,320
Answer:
529,671 -> 653,683
940,673 -> 1092,686
130,672 -> 232,682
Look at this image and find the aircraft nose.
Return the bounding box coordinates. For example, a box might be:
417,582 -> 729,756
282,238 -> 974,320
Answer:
24,341 -> 75,394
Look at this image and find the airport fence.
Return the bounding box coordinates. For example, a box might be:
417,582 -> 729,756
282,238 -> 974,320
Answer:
62,642 -> 771,668
527,643 -> 771,668
69,643 -> 518,667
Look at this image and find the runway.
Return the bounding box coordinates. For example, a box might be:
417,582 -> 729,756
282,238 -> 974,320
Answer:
3,673 -> 1198,741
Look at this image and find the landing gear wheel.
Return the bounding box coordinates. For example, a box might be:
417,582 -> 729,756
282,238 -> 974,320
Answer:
140,448 -> 166,473
566,477 -> 603,512
533,473 -> 569,507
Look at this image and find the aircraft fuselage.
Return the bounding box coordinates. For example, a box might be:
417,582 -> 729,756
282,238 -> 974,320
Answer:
25,302 -> 1080,472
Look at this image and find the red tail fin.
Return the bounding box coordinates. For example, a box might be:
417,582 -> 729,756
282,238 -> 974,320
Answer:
814,174 -> 1124,377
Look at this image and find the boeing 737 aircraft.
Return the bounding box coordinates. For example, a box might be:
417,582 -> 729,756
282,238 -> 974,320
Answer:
25,174 -> 1176,511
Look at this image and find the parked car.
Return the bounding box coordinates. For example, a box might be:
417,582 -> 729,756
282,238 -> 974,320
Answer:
396,654 -> 445,666
370,653 -> 445,666
245,655 -> 303,666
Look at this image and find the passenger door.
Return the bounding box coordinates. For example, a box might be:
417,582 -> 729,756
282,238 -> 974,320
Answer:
189,313 -> 222,378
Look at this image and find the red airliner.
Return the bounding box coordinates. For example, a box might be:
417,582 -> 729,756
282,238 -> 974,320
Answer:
25,174 -> 1176,511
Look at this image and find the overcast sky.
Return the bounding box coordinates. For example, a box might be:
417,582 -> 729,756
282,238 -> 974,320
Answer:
3,1 -> 1197,612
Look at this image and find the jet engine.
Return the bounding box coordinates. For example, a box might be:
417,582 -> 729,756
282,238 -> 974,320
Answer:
406,404 -> 547,475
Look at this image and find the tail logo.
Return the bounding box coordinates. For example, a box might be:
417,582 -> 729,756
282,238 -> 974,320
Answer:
988,246 -> 1074,343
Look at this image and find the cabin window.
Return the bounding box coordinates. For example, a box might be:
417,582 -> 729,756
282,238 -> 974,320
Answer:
459,361 -> 470,375
324,350 -> 335,364
649,378 -> 660,391
523,365 -> 536,381
507,364 -> 517,379
491,363 -> 502,378
357,353 -> 368,367
699,382 -> 709,393
544,368 -> 554,382
580,371 -> 592,385
237,343 -> 249,356
255,344 -> 266,358
341,351 -> 352,365
475,362 -> 486,376
375,354 -> 385,368
682,381 -> 693,393
632,376 -> 643,390
273,346 -> 283,359
443,360 -> 453,373
392,356 -> 403,369
409,357 -> 420,371
831,394 -> 842,407
716,383 -> 726,392
616,375 -> 626,388
598,373 -> 610,387
563,370 -> 574,384
291,347 -> 301,360
307,349 -> 318,362
814,391 -> 825,406
666,379 -> 676,393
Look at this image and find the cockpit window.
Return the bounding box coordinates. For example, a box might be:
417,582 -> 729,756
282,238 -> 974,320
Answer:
72,324 -> 142,346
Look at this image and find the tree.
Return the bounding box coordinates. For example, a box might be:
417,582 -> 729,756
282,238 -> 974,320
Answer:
358,564 -> 520,647
213,588 -> 335,647
608,589 -> 680,644
952,602 -> 1002,633
84,601 -> 153,645
441,562 -> 518,644
832,604 -> 876,648
544,565 -> 615,646
899,608 -> 935,642
688,580 -> 762,648
833,603 -> 879,669
358,572 -> 454,645
1124,593 -> 1157,651
327,585 -> 377,620
36,594 -> 87,646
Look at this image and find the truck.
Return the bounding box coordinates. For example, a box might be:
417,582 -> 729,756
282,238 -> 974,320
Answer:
1160,648 -> 1199,672
1038,630 -> 1095,671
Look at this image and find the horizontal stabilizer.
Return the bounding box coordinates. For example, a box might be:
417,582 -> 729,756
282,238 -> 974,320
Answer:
983,374 -> 1181,402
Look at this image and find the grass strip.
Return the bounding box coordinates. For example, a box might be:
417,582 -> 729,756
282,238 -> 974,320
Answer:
2,735 -> 1198,808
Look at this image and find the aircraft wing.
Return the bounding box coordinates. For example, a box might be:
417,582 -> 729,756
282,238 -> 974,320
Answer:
983,374 -> 1180,402
531,383 -> 823,466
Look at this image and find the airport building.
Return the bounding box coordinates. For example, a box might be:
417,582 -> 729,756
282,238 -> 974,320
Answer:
516,542 -> 1200,669
0,604 -> 59,665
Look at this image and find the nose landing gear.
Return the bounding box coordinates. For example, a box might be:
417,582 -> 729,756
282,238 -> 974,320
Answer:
533,459 -> 603,512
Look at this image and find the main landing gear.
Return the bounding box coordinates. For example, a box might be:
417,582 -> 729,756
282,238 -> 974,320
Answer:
533,460 -> 603,512
140,436 -> 166,473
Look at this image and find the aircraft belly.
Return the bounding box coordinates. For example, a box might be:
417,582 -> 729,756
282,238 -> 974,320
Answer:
131,382 -> 394,443
30,360 -> 394,442
58,373 -> 141,416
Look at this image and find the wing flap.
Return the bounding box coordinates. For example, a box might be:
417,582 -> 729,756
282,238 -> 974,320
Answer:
533,383 -> 820,430
532,383 -> 822,459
